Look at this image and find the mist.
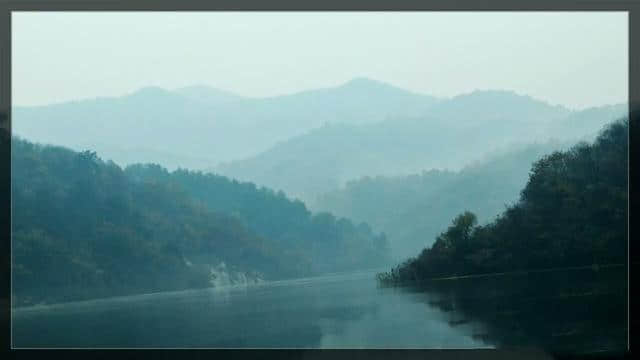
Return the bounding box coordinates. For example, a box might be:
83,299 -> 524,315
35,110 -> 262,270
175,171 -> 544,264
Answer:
10,11 -> 628,352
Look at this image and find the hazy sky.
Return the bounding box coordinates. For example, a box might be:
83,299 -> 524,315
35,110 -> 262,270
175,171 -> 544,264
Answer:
13,11 -> 627,109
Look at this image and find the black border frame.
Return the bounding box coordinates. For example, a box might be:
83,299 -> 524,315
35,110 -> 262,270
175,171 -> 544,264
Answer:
0,1 -> 637,359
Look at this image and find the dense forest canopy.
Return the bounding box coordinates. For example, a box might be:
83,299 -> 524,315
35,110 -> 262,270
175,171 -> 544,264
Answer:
123,164 -> 391,274
11,139 -> 389,306
378,118 -> 628,283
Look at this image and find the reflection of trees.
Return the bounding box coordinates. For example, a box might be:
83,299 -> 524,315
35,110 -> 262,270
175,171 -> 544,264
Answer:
12,277 -> 380,348
404,266 -> 627,355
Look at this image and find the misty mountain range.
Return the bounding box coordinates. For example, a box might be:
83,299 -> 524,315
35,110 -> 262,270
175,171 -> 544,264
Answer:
13,77 -> 626,203
9,76 -> 629,305
217,93 -> 625,201
313,139 -> 575,259
12,77 -> 437,171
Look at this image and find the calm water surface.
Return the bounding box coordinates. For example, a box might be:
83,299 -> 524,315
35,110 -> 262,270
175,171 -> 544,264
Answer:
12,269 -> 492,348
12,267 -> 626,351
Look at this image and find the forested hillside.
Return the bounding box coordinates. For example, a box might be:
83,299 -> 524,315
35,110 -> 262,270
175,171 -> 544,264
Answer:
378,118 -> 628,283
11,139 -> 389,306
124,164 -> 391,274
314,140 -> 572,259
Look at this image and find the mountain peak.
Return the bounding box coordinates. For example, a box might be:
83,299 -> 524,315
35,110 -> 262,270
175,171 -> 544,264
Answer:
450,89 -> 569,111
129,86 -> 172,98
341,77 -> 390,89
457,89 -> 525,99
175,84 -> 238,95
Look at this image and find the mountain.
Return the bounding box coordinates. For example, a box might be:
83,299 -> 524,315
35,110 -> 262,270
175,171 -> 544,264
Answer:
12,78 -> 439,171
313,139 -> 574,259
11,137 -> 284,306
173,84 -> 245,106
11,137 -> 390,306
543,103 -> 628,141
310,108 -> 627,260
13,86 -> 220,170
375,119 -> 629,355
379,116 -> 628,282
248,77 -> 439,126
217,90 -> 577,201
123,163 -> 391,275
426,89 -> 569,122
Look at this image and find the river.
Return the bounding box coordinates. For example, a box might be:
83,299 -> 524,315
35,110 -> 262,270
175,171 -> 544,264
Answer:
12,269 -> 491,348
11,266 -> 626,352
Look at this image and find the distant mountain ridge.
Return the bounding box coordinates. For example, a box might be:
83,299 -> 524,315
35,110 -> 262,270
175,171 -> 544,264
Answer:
173,84 -> 244,106
12,77 -> 439,170
312,138 -> 576,259
13,79 -> 626,204
217,92 -> 624,202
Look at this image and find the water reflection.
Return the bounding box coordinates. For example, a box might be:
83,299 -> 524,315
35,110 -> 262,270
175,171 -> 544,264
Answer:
398,265 -> 627,354
317,286 -> 489,348
12,270 -> 488,348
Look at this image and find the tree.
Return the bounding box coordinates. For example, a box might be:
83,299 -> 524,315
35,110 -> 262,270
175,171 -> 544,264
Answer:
379,118 -> 628,283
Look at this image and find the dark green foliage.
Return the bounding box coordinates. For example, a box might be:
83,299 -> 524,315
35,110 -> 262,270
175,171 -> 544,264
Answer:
378,118 -> 628,283
11,138 -> 390,306
12,138 -> 292,306
124,165 -> 391,274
